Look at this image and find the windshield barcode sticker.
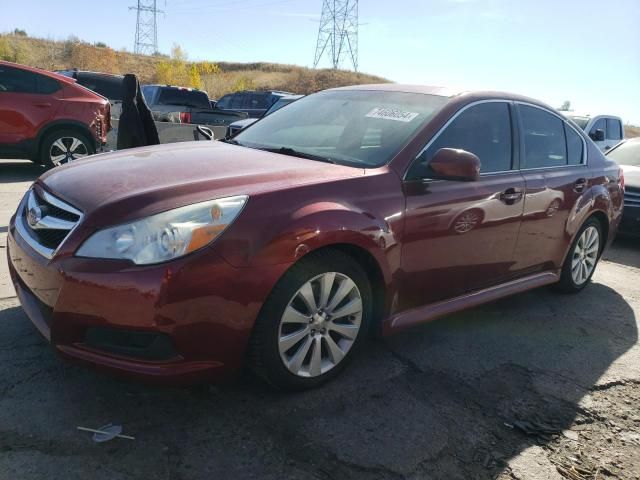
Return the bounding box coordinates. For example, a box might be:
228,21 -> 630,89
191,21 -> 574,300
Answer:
366,107 -> 420,123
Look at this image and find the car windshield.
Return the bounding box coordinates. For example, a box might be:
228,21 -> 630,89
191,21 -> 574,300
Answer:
233,90 -> 448,167
568,116 -> 590,129
608,140 -> 640,166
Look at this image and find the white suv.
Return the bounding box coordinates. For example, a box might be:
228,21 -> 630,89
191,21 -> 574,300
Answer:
562,113 -> 624,152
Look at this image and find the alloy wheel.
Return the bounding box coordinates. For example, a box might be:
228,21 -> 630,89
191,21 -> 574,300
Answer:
49,137 -> 89,166
278,272 -> 363,378
571,226 -> 599,285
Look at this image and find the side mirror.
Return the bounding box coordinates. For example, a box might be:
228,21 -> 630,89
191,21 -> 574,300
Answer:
590,128 -> 605,142
426,148 -> 481,182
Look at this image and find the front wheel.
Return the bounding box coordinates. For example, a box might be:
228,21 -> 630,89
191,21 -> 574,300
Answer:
248,250 -> 372,390
40,130 -> 94,168
555,218 -> 602,293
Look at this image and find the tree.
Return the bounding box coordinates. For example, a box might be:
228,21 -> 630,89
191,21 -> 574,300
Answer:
154,44 -> 220,89
559,101 -> 571,111
13,28 -> 27,37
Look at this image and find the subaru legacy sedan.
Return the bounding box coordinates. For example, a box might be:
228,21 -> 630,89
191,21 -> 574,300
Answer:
7,85 -> 624,390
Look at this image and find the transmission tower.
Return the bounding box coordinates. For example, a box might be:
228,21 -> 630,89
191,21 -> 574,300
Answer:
129,0 -> 164,55
313,0 -> 359,71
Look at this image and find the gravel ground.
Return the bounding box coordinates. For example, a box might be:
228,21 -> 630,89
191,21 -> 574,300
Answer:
0,160 -> 638,479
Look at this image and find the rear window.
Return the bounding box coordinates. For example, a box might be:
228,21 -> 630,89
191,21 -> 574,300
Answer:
157,88 -> 210,109
78,74 -> 123,101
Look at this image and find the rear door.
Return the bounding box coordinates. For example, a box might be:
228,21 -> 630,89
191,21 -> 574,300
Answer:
400,100 -> 525,310
0,65 -> 61,147
512,103 -> 589,273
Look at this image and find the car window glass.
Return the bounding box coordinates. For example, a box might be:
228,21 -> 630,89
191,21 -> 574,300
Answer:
251,93 -> 269,109
565,123 -> 584,165
0,65 -> 38,93
590,118 -> 606,135
158,88 -> 210,108
520,105 -> 567,168
408,102 -> 513,178
80,75 -> 123,101
141,86 -> 155,102
216,94 -> 231,109
606,118 -> 622,140
36,75 -> 60,94
231,94 -> 246,109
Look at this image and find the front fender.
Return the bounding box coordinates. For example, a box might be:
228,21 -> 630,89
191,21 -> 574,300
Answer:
216,200 -> 402,286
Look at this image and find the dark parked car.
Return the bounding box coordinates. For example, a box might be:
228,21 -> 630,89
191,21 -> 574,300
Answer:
56,69 -> 124,103
141,85 -> 247,126
0,61 -> 111,167
606,137 -> 640,235
8,85 -> 623,390
216,90 -> 294,118
227,94 -> 303,137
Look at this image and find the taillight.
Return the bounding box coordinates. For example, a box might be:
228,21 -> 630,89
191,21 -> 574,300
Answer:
619,168 -> 625,191
179,112 -> 192,124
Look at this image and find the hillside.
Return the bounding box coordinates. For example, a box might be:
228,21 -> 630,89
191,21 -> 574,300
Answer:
0,33 -> 388,98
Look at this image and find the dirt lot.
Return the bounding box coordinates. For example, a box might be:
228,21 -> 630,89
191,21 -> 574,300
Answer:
0,160 -> 638,479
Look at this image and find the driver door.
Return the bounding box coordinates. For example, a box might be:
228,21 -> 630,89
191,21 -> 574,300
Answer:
399,101 -> 525,311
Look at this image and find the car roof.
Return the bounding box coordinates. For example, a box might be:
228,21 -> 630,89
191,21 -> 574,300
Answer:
0,60 -> 77,85
561,112 -> 622,121
57,69 -> 124,78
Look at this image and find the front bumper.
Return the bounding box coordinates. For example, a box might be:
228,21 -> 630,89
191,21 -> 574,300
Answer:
7,217 -> 290,384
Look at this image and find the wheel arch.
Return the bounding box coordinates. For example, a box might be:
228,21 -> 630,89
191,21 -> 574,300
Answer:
303,243 -> 388,335
36,120 -> 96,155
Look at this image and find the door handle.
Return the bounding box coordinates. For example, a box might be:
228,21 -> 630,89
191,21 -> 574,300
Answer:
574,178 -> 588,193
33,102 -> 52,108
499,188 -> 523,204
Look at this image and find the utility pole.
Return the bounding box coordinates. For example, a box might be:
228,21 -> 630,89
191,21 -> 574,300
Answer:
313,0 -> 359,71
129,0 -> 164,55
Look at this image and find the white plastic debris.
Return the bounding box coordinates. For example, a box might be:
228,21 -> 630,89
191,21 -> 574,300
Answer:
77,424 -> 135,442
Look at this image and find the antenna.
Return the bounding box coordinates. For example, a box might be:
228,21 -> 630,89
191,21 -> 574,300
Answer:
129,0 -> 164,55
313,0 -> 359,71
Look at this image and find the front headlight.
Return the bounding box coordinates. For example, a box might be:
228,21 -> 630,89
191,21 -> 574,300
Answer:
76,196 -> 248,265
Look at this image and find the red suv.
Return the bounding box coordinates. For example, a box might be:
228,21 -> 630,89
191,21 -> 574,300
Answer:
7,85 -> 624,390
0,61 -> 110,167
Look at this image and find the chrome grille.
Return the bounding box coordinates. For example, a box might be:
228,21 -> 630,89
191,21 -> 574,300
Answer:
624,186 -> 640,208
16,189 -> 82,259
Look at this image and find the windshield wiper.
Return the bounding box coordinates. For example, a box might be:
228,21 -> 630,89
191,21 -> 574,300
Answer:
261,146 -> 336,164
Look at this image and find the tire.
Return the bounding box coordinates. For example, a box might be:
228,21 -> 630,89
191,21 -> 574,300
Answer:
555,217 -> 603,293
248,250 -> 372,390
39,129 -> 94,168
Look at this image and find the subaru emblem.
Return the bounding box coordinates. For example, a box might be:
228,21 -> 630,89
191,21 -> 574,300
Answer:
27,206 -> 43,228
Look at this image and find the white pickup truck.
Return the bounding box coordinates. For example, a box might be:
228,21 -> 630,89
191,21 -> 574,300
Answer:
561,113 -> 625,152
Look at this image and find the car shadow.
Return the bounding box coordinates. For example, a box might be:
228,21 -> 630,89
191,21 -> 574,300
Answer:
0,278 -> 636,478
603,236 -> 640,269
0,160 -> 45,184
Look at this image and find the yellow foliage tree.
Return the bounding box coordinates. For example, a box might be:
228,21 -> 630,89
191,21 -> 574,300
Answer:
232,75 -> 256,92
154,44 -> 220,90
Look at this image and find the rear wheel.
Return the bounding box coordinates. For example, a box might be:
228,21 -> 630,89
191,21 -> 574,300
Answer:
248,250 -> 372,390
555,217 -> 602,293
40,130 -> 94,168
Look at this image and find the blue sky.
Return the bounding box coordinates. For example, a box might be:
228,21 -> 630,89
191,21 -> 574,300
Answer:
2,0 -> 639,123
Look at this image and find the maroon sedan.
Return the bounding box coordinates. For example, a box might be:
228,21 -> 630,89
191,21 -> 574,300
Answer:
7,85 -> 624,389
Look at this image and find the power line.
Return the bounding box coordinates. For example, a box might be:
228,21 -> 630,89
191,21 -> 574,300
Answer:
313,0 -> 358,72
129,0 -> 164,55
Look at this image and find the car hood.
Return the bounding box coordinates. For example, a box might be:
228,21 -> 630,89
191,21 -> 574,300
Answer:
620,164 -> 640,187
38,141 -> 364,226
